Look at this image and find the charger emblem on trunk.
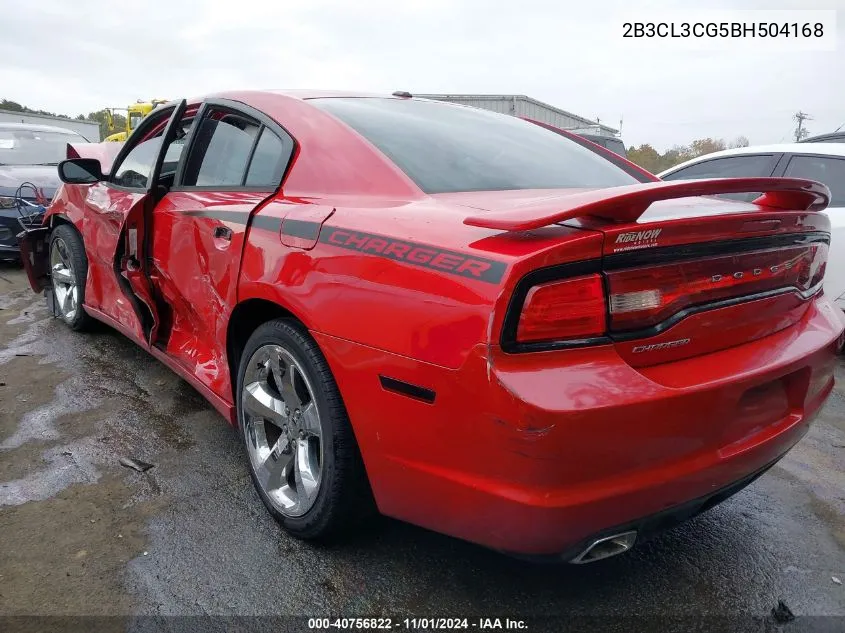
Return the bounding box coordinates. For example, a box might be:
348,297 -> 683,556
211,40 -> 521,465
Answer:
631,338 -> 691,353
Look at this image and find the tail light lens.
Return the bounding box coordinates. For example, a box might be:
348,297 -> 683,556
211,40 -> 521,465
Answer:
605,243 -> 826,332
516,274 -> 606,343
507,241 -> 827,351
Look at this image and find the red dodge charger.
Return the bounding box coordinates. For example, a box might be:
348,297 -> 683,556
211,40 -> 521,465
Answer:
19,91 -> 844,563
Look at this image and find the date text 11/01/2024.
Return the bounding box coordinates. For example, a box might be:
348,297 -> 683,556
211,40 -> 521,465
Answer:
307,618 -> 528,630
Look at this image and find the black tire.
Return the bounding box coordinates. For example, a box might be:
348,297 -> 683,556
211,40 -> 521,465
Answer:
236,318 -> 374,541
48,224 -> 94,331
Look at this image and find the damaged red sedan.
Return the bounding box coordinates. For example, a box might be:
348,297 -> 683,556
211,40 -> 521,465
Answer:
19,91 -> 844,562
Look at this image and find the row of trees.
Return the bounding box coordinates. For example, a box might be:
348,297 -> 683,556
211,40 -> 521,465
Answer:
626,136 -> 750,174
1,98 -> 125,139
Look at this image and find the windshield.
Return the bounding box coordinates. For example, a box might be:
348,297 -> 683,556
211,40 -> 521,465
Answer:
311,97 -> 641,194
0,128 -> 86,166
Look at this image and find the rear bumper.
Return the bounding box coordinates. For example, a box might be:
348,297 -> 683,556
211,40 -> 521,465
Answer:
531,451 -> 787,563
316,295 -> 845,557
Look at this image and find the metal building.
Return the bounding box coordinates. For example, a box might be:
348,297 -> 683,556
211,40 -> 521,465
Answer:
0,109 -> 100,141
417,94 -> 619,138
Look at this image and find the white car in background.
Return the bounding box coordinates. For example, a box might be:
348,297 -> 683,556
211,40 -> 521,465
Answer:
659,143 -> 845,310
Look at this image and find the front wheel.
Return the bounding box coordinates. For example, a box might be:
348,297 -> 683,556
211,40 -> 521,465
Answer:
236,318 -> 373,540
48,224 -> 94,331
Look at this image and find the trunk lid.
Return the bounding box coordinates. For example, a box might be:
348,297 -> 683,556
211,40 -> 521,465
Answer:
598,226 -> 827,366
454,179 -> 831,366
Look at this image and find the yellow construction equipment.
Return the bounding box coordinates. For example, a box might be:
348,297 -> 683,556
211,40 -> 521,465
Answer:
104,99 -> 168,142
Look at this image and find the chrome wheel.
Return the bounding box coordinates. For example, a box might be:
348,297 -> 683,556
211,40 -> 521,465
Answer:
50,236 -> 78,321
242,344 -> 323,517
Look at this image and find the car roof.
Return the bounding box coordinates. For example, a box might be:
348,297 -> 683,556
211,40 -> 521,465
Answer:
265,89 -> 394,100
0,121 -> 85,135
658,142 -> 845,177
801,132 -> 845,143
208,89 -> 401,102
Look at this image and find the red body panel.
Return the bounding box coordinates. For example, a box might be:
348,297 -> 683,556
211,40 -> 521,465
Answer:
315,296 -> 841,554
150,190 -> 272,399
31,91 -> 845,557
58,183 -> 148,340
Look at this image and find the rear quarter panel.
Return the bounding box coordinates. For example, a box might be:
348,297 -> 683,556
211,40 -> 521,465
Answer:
239,201 -> 504,369
238,197 -> 603,368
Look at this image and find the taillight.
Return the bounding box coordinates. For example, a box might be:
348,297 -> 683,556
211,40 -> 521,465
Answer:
605,243 -> 826,332
505,240 -> 827,352
516,274 -> 606,343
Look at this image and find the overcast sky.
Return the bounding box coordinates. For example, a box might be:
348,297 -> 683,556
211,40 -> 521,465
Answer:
1,0 -> 842,150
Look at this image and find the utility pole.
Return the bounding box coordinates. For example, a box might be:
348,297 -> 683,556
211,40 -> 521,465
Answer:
794,111 -> 812,141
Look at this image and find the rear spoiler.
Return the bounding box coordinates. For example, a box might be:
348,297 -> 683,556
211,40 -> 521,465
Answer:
463,178 -> 831,232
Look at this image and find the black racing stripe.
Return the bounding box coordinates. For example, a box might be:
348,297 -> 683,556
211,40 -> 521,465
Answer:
182,210 -> 282,232
282,219 -> 321,239
319,227 -> 507,284
183,210 -> 249,225
379,375 -> 436,404
252,215 -> 282,232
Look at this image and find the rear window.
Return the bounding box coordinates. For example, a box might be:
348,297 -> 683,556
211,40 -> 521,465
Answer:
311,98 -> 641,194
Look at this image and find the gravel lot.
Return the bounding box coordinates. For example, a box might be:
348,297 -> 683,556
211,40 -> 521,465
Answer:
1,263 -> 844,632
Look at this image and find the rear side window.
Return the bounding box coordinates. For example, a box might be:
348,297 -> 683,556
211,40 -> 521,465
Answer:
245,129 -> 287,186
783,155 -> 845,206
662,155 -> 777,202
180,108 -> 291,189
183,113 -> 260,187
311,98 -> 641,194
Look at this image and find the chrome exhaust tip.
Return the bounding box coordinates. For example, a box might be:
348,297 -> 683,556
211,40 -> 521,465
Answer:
570,530 -> 637,564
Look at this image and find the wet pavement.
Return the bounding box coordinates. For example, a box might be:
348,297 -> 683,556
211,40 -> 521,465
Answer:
1,263 -> 844,631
